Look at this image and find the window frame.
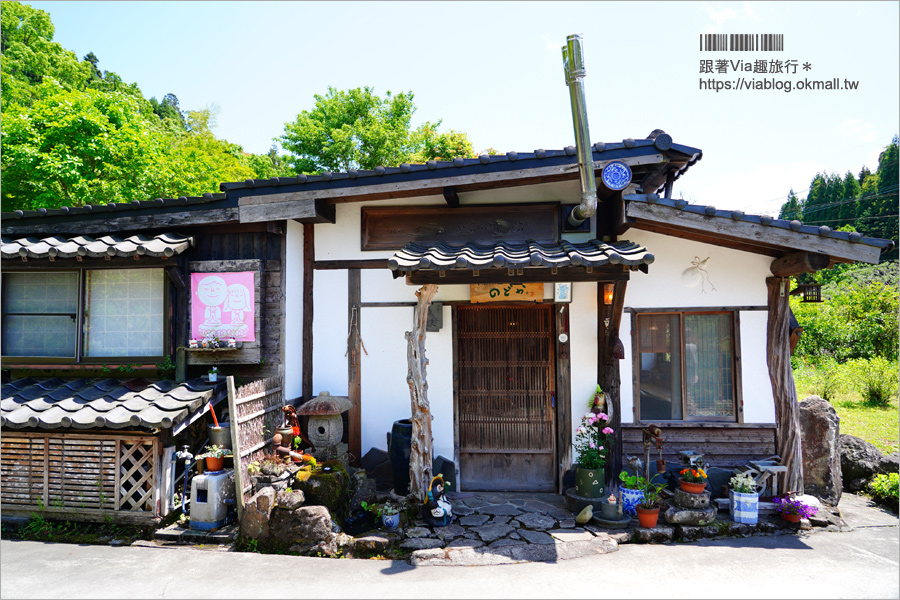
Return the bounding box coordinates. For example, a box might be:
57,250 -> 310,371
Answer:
631,308 -> 743,424
1,267 -> 170,365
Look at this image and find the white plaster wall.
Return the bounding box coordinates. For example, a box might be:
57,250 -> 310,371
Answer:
620,311 -> 635,423
312,269 -> 349,397
739,310 -> 776,423
359,305 -> 455,462
568,282 -> 599,436
284,220 -> 304,401
625,230 -> 771,308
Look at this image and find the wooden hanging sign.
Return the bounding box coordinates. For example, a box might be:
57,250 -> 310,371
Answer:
470,282 -> 544,303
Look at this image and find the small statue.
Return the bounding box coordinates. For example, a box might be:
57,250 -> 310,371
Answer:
423,473 -> 453,527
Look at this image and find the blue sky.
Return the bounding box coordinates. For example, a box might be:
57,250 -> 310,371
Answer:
28,1 -> 900,216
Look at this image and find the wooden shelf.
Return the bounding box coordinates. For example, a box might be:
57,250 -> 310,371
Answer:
186,342 -> 243,352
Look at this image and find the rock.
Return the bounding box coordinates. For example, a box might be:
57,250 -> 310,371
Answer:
563,487 -> 605,514
575,505 -> 594,524
446,538 -> 485,548
515,512 -> 556,530
453,504 -> 475,516
275,489 -> 305,511
458,514 -> 490,527
239,487 -> 277,540
400,537 -> 444,550
489,516 -> 512,526
348,470 -> 377,512
472,523 -> 514,543
518,529 -> 555,544
292,462 -> 349,515
840,435 -> 885,490
800,395 -> 842,505
663,502 -> 717,526
632,525 -> 674,543
488,538 -> 526,549
475,504 -> 521,516
269,505 -> 333,546
316,532 -> 353,557
433,524 -> 465,541
405,527 -> 432,539
251,472 -> 291,495
432,455 -> 456,493
558,519 -> 576,529
548,528 -> 594,543
360,447 -> 393,491
352,534 -> 394,552
879,453 -> 899,474
673,488 -> 711,509
704,467 -> 733,500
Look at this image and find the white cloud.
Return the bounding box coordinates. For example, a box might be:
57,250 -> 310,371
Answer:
704,5 -> 737,33
840,119 -> 878,143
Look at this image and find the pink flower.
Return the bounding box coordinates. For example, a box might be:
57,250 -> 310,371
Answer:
585,412 -> 594,420
598,446 -> 604,451
589,442 -> 596,449
575,426 -> 584,434
598,412 -> 609,421
602,427 -> 614,435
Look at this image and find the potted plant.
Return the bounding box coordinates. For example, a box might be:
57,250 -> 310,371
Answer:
198,444 -> 232,472
573,395 -> 615,498
618,470 -> 648,516
362,501 -> 401,529
208,366 -> 218,382
729,472 -> 760,524
773,495 -> 818,523
635,476 -> 667,528
678,466 -> 708,494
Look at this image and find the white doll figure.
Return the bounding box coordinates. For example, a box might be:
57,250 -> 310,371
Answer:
196,275 -> 227,333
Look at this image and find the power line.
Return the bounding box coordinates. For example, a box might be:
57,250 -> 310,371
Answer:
799,214 -> 899,225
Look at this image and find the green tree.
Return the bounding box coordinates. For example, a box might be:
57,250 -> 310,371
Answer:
279,86 -> 476,174
779,188 -> 802,220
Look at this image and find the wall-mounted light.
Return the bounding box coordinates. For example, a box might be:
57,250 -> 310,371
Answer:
603,283 -> 615,305
801,284 -> 823,303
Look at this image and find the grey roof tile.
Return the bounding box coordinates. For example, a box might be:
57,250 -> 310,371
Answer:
1,232 -> 193,261
1,377 -> 224,431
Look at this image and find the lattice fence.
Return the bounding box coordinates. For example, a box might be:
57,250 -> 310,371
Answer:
227,375 -> 284,515
0,432 -> 158,523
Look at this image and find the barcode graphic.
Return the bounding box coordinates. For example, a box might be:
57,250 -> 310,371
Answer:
700,34 -> 783,51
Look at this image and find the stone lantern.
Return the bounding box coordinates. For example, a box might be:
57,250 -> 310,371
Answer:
296,391 -> 351,466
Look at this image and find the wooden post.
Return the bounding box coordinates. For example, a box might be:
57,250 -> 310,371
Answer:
406,284 -> 438,500
226,376 -> 245,521
766,277 -> 804,494
555,305 -> 572,493
302,223 -> 315,403
598,280 -> 628,485
348,269 -> 362,467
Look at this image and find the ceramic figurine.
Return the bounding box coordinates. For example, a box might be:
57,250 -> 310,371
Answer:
189,339 -> 199,349
423,473 -> 453,527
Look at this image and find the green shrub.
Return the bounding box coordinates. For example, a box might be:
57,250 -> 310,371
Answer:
794,357 -> 846,401
847,357 -> 900,407
868,472 -> 899,511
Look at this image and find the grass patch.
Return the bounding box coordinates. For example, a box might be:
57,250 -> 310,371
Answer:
2,514 -> 153,545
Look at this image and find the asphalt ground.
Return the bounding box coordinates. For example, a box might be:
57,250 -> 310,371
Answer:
1,493 -> 897,599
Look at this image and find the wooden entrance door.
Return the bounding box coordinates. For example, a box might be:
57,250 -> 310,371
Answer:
457,304 -> 556,491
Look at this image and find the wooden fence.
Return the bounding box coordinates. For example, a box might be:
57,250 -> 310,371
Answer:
226,375 -> 284,519
622,423 -> 776,469
0,432 -> 159,525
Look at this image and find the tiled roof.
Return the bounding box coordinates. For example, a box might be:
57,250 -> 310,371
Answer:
625,194 -> 895,253
1,193 -> 227,223
220,137 -> 701,193
1,377 -> 224,430
1,232 -> 193,261
388,239 -> 653,276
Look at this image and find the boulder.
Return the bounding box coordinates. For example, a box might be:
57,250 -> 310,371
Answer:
239,487 -> 276,540
348,468 -> 377,512
879,453 -> 899,474
269,505 -> 333,546
275,489 -> 305,511
361,447 -> 393,491
663,501 -> 717,526
800,395 -> 842,505
673,488 -> 710,509
840,434 -> 885,491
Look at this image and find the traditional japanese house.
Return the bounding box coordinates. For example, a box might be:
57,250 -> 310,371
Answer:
3,127 -> 893,511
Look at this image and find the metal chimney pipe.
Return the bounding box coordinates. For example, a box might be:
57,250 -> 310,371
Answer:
562,34 -> 597,227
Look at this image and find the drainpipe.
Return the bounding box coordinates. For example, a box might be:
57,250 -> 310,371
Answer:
562,34 -> 597,228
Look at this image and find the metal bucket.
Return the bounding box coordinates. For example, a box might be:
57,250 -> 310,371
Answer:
208,424 -> 231,450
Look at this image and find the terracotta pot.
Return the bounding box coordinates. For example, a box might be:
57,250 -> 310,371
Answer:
679,479 -> 707,494
656,459 -> 666,473
636,506 -> 660,528
781,513 -> 801,523
206,456 -> 225,472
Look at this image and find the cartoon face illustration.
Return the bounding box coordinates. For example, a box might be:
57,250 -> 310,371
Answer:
224,284 -> 250,311
197,276 -> 227,306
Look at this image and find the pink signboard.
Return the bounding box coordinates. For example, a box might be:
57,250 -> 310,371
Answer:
190,272 -> 256,342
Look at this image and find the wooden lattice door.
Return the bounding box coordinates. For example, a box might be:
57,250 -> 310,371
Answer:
457,304 -> 556,491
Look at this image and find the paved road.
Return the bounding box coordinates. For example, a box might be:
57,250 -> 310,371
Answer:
2,494 -> 897,599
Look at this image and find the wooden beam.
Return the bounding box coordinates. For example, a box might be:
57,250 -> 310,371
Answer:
406,266 -> 630,285
770,251 -> 831,277
314,259 -> 390,270
2,208 -> 239,237
348,269 -> 361,468
443,186 -> 460,208
302,224 -> 314,403
627,201 -> 883,264
554,304 -> 572,494
766,277 -> 804,495
240,198 -> 335,224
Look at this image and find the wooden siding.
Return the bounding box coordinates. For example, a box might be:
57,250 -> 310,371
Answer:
621,423 -> 776,469
1,431 -> 159,525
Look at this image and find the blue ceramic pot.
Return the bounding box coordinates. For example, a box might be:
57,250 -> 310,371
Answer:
382,512 -> 400,529
729,490 -> 759,524
621,487 -> 644,517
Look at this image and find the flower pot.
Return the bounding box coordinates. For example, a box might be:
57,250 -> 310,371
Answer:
621,487 -> 644,517
636,506 -> 660,528
729,490 -> 759,524
206,456 -> 225,472
656,459 -> 666,473
678,479 -> 707,494
575,466 -> 605,498
208,372 -> 218,382
781,513 -> 801,523
382,512 -> 400,529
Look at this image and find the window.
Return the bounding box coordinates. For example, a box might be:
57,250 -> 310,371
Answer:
2,269 -> 166,361
635,311 -> 736,422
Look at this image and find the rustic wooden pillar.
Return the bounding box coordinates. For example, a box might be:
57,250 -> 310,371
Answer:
555,305 -> 572,494
766,277 -> 804,495
302,224 -> 314,403
407,284 -> 438,500
347,269 -> 361,467
598,280 -> 627,485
